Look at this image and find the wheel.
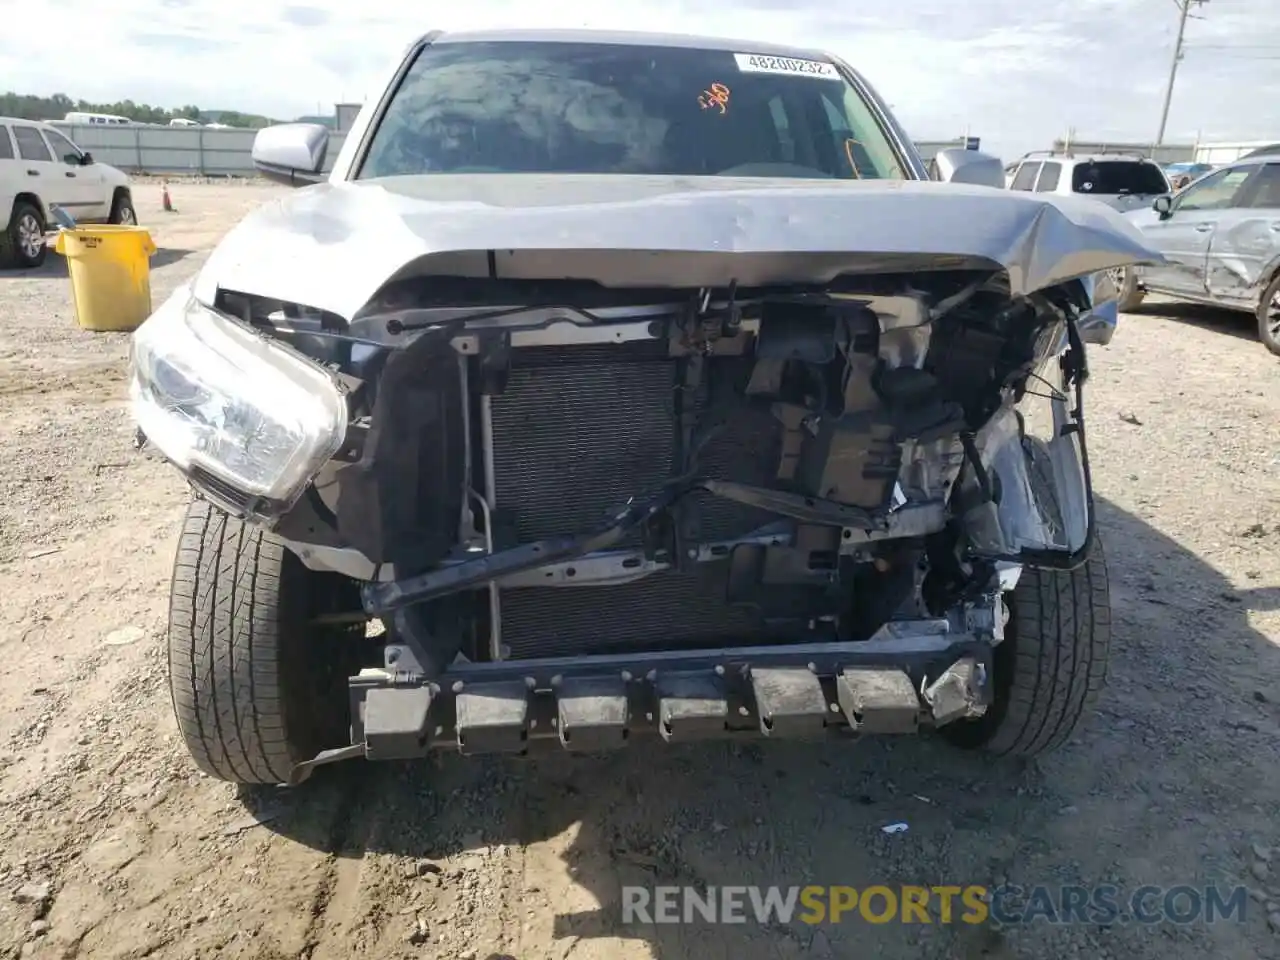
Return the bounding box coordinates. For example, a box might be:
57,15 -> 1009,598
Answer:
108,190 -> 136,225
167,499 -> 366,784
0,201 -> 47,268
1112,265 -> 1145,312
942,440 -> 1111,757
1256,274 -> 1280,357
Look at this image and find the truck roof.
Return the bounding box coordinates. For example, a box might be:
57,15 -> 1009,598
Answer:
427,27 -> 831,62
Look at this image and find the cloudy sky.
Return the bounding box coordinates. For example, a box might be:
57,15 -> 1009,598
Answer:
2,0 -> 1277,160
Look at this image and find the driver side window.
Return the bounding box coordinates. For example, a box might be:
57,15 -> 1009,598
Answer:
1176,166 -> 1254,212
42,129 -> 82,165
819,93 -> 865,178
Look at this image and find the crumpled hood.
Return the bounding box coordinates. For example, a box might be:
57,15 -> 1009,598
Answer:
192,174 -> 1164,320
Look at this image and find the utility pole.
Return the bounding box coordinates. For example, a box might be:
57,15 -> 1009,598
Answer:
1156,0 -> 1207,146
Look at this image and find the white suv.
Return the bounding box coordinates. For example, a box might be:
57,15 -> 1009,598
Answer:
0,117 -> 136,268
1006,152 -> 1171,213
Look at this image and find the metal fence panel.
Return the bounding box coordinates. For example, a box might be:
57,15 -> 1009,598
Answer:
913,139 -> 968,161
47,122 -> 985,178
49,122 -> 348,177
1050,139 -> 1197,164
1195,142 -> 1278,164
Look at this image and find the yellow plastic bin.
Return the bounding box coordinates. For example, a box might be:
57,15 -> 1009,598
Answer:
55,225 -> 157,332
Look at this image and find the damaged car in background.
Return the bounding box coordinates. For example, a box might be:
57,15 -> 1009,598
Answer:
1110,149 -> 1280,356
128,29 -> 1158,786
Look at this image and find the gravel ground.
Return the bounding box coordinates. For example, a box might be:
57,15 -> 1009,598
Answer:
2,181 -> 1280,960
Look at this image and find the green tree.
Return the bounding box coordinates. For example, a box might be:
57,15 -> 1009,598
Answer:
0,91 -> 278,127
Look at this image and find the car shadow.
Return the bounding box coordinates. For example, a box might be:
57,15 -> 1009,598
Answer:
1131,298 -> 1261,345
5,254 -> 70,279
3,246 -> 195,279
149,247 -> 195,269
245,495 -> 1280,958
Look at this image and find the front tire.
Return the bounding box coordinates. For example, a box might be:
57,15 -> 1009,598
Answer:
944,545 -> 1111,756
108,190 -> 136,225
943,441 -> 1111,757
1256,274 -> 1280,357
167,499 -> 364,784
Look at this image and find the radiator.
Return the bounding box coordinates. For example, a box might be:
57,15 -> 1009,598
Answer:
489,344 -> 786,659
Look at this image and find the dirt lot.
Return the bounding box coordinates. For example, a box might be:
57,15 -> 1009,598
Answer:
2,181 -> 1280,960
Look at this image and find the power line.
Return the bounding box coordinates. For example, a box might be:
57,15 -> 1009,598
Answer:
1183,45 -> 1280,60
1186,43 -> 1280,51
1156,0 -> 1210,146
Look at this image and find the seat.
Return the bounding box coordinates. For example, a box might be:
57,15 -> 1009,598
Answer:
661,100 -> 781,176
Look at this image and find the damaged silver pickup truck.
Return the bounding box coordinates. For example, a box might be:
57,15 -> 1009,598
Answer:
128,29 -> 1157,786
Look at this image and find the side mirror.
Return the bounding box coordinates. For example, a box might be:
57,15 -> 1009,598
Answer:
1153,194 -> 1173,218
79,152 -> 93,165
932,148 -> 1006,189
252,123 -> 329,187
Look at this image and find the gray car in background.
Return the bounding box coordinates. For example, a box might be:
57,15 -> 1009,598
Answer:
1114,150 -> 1280,355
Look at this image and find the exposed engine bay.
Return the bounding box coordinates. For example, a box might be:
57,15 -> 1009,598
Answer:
212,265 -> 1094,678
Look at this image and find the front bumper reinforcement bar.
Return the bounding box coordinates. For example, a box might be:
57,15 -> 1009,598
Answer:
288,636 -> 992,784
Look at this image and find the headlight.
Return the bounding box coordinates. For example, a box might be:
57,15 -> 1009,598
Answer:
129,285 -> 347,509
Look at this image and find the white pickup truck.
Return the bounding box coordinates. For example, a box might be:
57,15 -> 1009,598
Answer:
0,117 -> 136,268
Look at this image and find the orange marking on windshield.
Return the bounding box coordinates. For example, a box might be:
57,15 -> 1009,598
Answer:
844,138 -> 863,178
699,82 -> 731,114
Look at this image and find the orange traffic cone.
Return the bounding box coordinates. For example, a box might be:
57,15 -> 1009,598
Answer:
161,181 -> 173,212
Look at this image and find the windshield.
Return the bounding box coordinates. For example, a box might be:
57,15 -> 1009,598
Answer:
1071,161 -> 1169,196
358,40 -> 908,181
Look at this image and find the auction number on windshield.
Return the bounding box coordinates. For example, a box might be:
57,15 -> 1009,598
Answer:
733,53 -> 840,80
